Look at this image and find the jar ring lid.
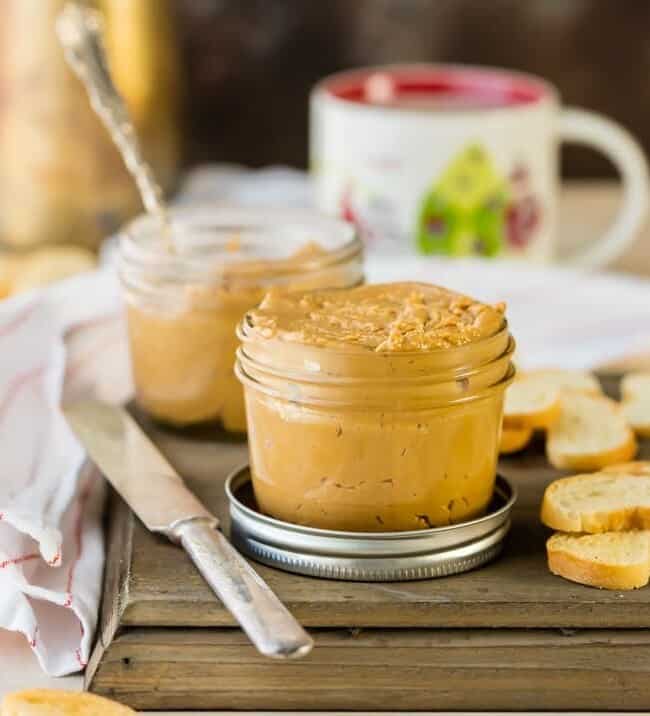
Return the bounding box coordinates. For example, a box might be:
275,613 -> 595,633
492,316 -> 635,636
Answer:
225,465 -> 516,582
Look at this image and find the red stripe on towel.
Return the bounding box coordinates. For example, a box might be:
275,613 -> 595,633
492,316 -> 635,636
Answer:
0,552 -> 39,569
62,475 -> 94,607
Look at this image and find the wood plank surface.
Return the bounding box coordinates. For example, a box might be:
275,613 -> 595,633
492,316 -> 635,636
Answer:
91,628 -> 650,711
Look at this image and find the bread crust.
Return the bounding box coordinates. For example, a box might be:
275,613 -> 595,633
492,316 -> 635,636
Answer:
541,466 -> 650,533
524,369 -> 602,395
547,538 -> 649,590
503,399 -> 561,430
621,372 -> 650,400
544,463 -> 650,591
504,369 -> 601,431
546,431 -> 637,472
603,461 -> 650,475
2,689 -> 135,715
621,372 -> 650,437
546,392 -> 637,471
499,426 -> 533,454
622,400 -> 650,438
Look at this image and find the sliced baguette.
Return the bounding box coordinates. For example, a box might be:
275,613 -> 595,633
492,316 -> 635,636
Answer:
541,467 -> 650,533
622,398 -> 650,438
546,391 -> 637,471
0,252 -> 23,298
1,689 -> 135,715
10,246 -> 96,295
523,369 -> 602,395
621,371 -> 650,400
503,369 -> 600,430
621,372 -> 650,437
547,530 -> 650,590
603,461 -> 650,476
499,425 -> 533,454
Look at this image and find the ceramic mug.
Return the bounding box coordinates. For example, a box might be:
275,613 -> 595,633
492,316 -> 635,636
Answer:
310,64 -> 649,266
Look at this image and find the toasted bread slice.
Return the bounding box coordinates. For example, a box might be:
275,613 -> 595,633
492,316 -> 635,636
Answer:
499,425 -> 533,454
546,391 -> 637,471
621,372 -> 650,437
11,247 -> 96,295
541,468 -> 650,533
621,372 -> 650,400
0,252 -> 23,298
603,461 -> 650,476
503,369 -> 600,430
622,398 -> 650,438
523,369 -> 602,395
1,689 -> 135,715
547,531 -> 650,590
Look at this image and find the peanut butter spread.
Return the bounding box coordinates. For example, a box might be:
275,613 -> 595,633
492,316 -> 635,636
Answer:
125,241 -> 357,431
246,282 -> 505,352
238,281 -> 513,532
127,283 -> 263,431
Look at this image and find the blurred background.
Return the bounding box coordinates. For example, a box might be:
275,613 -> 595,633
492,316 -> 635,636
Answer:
1,0 -> 649,296
175,0 -> 650,177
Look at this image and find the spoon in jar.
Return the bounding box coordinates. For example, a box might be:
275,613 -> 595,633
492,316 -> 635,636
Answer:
56,2 -> 174,250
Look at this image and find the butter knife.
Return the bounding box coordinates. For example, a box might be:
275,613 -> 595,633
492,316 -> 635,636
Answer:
64,401 -> 313,660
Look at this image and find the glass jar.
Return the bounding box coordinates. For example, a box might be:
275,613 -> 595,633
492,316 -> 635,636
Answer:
236,284 -> 515,531
119,207 -> 363,432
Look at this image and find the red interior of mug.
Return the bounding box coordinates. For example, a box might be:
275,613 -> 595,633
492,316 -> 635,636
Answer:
323,66 -> 549,109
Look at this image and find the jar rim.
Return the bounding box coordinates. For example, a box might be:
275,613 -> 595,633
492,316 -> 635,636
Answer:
119,206 -> 362,286
235,355 -> 515,409
236,331 -> 515,387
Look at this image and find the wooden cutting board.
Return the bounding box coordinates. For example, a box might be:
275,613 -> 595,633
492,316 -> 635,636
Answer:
87,375 -> 650,711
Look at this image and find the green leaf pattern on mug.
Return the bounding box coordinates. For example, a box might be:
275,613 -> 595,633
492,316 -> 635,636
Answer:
416,144 -> 509,257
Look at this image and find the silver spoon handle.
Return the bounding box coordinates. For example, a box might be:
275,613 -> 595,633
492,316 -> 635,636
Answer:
56,2 -> 166,218
174,517 -> 314,659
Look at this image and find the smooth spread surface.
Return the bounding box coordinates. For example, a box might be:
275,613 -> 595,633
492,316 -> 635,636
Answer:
246,390 -> 504,530
128,284 -> 262,431
247,282 -> 505,352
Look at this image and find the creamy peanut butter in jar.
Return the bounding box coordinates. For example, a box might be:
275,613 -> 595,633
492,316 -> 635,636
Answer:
119,208 -> 363,432
236,282 -> 515,531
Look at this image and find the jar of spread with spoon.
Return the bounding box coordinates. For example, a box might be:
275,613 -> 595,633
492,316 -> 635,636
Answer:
236,282 -> 515,531
119,207 -> 363,432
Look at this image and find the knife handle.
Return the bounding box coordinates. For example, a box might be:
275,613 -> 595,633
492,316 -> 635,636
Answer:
174,518 -> 314,660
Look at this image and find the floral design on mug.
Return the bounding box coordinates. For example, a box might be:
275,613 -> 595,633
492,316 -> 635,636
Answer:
505,164 -> 541,249
416,145 -> 541,257
341,183 -> 402,247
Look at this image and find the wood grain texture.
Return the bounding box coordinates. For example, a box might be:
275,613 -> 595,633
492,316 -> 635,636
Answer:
92,628 -> 650,711
87,376 -> 650,709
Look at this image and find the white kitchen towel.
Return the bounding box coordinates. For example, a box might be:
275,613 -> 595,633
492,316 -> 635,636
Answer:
1,164 -> 649,677
0,270 -> 129,676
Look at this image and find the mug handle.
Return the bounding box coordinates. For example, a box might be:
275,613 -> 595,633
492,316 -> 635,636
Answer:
559,108 -> 649,268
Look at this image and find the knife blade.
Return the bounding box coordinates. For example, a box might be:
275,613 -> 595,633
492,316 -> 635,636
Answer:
64,400 -> 313,660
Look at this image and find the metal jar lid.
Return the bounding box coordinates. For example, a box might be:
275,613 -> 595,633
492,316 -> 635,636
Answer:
225,466 -> 516,582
